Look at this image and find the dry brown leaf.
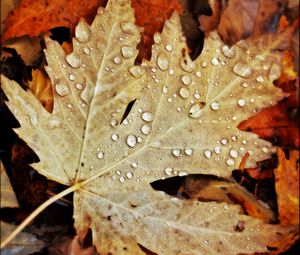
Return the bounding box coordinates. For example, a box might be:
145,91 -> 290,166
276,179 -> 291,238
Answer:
275,148 -> 299,226
28,69 -> 53,112
1,0 -> 104,42
1,0 -> 297,254
0,162 -> 45,255
184,177 -> 276,223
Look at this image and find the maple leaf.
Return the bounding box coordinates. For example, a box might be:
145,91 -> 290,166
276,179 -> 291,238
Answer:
1,0 -> 297,254
1,0 -> 104,42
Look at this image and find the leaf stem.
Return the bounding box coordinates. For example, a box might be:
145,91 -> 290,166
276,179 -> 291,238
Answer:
0,183 -> 81,249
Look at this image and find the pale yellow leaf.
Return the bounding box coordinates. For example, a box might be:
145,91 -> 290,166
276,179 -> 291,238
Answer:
1,0 -> 296,254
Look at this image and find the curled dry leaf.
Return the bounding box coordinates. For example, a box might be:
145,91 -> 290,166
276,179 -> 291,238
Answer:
1,0 -> 297,254
1,0 -> 105,42
275,148 -> 299,226
184,177 -> 276,223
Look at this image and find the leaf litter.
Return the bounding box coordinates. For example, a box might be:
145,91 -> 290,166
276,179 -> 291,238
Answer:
0,0 -> 299,254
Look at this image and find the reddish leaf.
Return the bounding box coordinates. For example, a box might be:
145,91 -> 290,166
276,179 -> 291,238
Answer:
131,0 -> 182,61
2,0 -> 105,42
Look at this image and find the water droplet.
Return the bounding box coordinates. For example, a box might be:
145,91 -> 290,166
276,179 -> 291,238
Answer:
119,176 -> 125,183
127,134 -> 137,147
111,118 -> 118,127
69,74 -> 76,81
189,103 -> 203,119
221,138 -> 228,145
111,133 -> 119,141
121,46 -> 134,58
202,61 -> 208,68
75,83 -> 84,90
163,86 -> 168,94
142,112 -> 153,122
165,167 -> 173,176
262,146 -> 270,153
172,149 -> 181,157
237,99 -> 246,107
222,45 -> 235,58
195,71 -> 201,77
66,53 -> 80,68
97,151 -> 104,159
141,124 -> 151,135
214,146 -> 221,154
154,33 -> 162,44
120,22 -> 136,34
180,57 -> 196,72
126,172 -> 133,179
194,93 -> 200,99
178,171 -> 188,176
169,69 -> 174,75
181,75 -> 191,85
230,149 -> 239,158
256,76 -> 264,83
211,57 -> 219,66
232,135 -> 238,141
226,158 -> 235,166
210,102 -> 219,110
204,149 -> 212,158
55,81 -> 70,96
157,52 -> 169,71
179,87 -> 190,99
129,66 -> 145,78
75,21 -> 91,43
184,148 -> 193,156
137,137 -> 143,143
165,44 -> 173,52
113,56 -> 122,65
131,162 -> 138,168
269,64 -> 281,80
204,240 -> 210,245
233,62 -> 252,78
83,47 -> 90,55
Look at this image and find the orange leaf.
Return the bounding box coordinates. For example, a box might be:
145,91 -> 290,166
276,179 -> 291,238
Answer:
131,0 -> 182,61
28,69 -> 53,112
275,148 -> 299,226
239,51 -> 299,147
2,0 -> 105,42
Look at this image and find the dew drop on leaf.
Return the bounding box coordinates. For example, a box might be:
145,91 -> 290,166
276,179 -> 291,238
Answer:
69,74 -> 76,81
181,75 -> 191,85
222,45 -> 235,58
142,112 -> 153,122
184,148 -> 193,156
233,62 -> 252,78
120,22 -> 136,34
97,151 -> 104,159
154,33 -> 162,44
75,83 -> 84,90
210,102 -> 220,110
180,57 -> 196,72
256,76 -> 264,83
129,66 -> 145,78
189,103 -> 203,119
179,87 -> 190,98
131,162 -> 138,168
268,64 -> 281,80
111,133 -> 119,141
214,146 -> 221,154
237,99 -> 246,107
165,44 -> 173,52
121,46 -> 134,58
126,172 -> 133,179
211,57 -> 219,66
75,21 -> 91,43
172,149 -> 181,157
127,134 -> 137,147
230,149 -> 239,158
141,124 -> 151,135
55,81 -> 70,96
204,149 -> 212,159
113,56 -> 122,65
165,167 -> 173,176
66,53 -> 81,68
157,52 -> 170,71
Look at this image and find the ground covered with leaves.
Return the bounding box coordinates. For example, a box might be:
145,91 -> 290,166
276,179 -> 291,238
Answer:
0,0 -> 299,254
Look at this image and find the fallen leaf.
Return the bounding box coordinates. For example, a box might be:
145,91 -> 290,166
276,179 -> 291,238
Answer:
0,162 -> 45,255
1,0 -> 297,254
28,69 -> 53,112
184,177 -> 276,223
1,36 -> 42,65
1,0 -> 104,42
239,51 -> 299,148
275,148 -> 299,226
132,0 -> 182,61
